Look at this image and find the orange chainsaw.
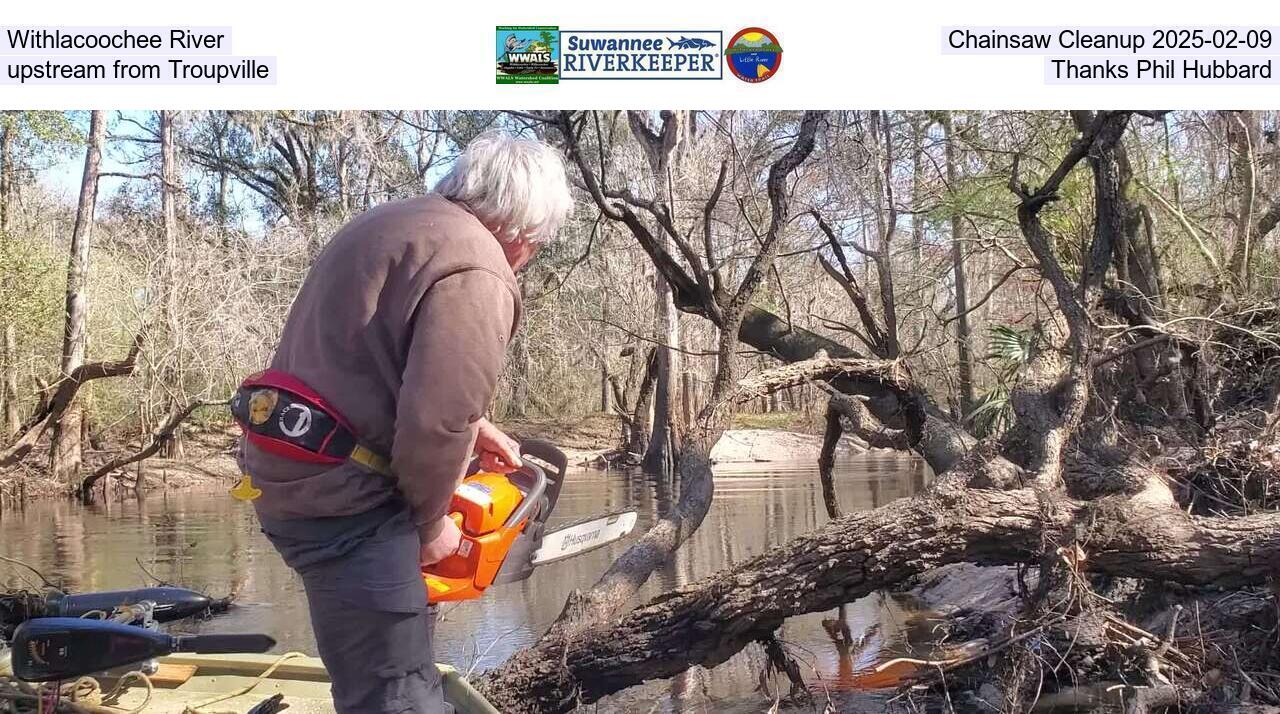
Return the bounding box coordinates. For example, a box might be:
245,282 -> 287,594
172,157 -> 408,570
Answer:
422,439 -> 637,602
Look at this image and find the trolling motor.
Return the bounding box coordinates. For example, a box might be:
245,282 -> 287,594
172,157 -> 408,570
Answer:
2,586 -> 227,635
47,587 -> 227,623
9,617 -> 275,682
1,587 -> 231,646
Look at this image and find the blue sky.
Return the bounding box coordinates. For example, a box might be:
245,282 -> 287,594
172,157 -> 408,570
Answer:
37,110 -> 454,236
39,111 -> 139,199
37,110 -> 266,233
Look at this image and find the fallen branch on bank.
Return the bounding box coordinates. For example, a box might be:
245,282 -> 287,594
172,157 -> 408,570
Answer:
74,398 -> 227,501
0,333 -> 144,469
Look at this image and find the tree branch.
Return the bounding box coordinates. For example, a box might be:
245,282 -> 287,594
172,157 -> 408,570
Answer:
76,399 -> 226,500
0,333 -> 144,468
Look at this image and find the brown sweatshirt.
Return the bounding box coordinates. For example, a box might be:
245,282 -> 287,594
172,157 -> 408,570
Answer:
241,194 -> 521,541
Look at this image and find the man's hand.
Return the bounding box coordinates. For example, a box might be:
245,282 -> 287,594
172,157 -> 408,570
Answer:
419,515 -> 462,566
474,417 -> 521,473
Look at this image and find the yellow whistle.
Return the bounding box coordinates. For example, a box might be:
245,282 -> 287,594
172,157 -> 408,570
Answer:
230,474 -> 262,502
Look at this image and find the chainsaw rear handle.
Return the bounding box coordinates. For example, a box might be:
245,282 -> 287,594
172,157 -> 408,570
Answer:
424,440 -> 568,603
426,464 -> 545,603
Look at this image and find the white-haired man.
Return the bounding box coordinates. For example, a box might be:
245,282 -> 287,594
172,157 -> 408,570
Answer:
235,132 -> 573,713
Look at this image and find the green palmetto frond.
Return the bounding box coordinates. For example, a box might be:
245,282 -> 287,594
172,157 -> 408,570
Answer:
986,323 -> 1032,369
967,383 -> 1013,437
966,324 -> 1034,437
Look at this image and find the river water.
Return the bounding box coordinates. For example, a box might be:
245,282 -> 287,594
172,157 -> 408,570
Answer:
0,454 -> 934,712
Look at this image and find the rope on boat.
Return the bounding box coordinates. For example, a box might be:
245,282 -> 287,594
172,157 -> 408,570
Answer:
0,670 -> 152,714
182,651 -> 308,714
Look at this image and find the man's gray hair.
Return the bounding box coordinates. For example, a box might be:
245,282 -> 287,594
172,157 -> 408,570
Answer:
435,131 -> 574,244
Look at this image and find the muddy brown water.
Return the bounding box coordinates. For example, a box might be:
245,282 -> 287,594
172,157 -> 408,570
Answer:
1,454 -> 936,712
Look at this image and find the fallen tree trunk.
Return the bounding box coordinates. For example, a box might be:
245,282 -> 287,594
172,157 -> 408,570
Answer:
475,485 -> 1280,713
0,333 -> 143,469
737,306 -> 976,473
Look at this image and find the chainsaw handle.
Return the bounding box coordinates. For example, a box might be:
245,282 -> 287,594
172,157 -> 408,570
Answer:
502,461 -> 546,529
519,439 -> 566,479
519,438 -> 567,511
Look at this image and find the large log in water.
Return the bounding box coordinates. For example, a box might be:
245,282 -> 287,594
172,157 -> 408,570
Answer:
476,485 -> 1280,713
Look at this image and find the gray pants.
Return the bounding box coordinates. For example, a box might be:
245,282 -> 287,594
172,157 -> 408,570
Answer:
288,514 -> 454,714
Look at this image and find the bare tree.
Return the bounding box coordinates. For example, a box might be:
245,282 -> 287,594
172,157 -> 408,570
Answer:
626,110 -> 687,477
941,111 -> 976,415
48,110 -> 106,484
158,109 -> 185,459
0,121 -> 17,435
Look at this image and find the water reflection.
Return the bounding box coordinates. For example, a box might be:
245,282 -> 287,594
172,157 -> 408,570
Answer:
0,453 -> 930,712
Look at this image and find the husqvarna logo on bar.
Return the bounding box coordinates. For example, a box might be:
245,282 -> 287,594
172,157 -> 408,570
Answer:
560,30 -> 723,80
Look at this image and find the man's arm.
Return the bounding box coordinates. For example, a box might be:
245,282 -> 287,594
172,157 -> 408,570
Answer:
392,268 -> 518,542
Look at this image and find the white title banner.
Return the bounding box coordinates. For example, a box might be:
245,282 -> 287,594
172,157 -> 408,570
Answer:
0,0 -> 1276,109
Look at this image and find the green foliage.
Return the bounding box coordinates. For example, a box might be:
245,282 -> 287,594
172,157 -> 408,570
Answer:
0,232 -> 62,330
0,110 -> 82,166
967,384 -> 1014,438
967,323 -> 1033,437
986,323 -> 1032,368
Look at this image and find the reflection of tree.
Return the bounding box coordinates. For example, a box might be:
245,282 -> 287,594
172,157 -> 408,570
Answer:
51,508 -> 85,591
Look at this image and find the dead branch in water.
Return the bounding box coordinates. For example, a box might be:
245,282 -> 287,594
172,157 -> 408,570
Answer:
75,398 -> 226,501
0,554 -> 59,591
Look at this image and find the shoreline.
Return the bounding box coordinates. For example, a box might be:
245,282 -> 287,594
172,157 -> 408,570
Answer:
1,415 -> 866,507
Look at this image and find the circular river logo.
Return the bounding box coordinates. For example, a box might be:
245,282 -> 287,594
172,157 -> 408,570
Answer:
726,28 -> 782,83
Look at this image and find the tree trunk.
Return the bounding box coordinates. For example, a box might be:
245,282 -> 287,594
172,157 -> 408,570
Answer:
476,482 -> 1280,713
942,112 -> 976,416
1226,110 -> 1258,291
1,124 -> 17,436
49,110 -> 105,485
3,323 -> 17,435
0,122 -> 11,232
598,356 -> 610,413
627,347 -> 658,455
681,371 -> 694,426
817,402 -> 845,519
159,110 -> 185,459
643,241 -> 680,478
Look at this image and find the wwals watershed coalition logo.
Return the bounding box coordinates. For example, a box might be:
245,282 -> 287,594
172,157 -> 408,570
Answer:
496,26 -> 559,84
726,27 -> 782,82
